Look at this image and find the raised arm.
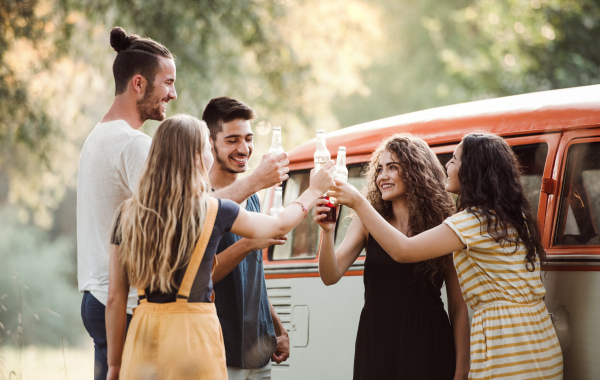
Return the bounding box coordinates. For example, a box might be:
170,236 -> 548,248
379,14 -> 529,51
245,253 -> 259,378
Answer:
230,161 -> 336,239
213,152 -> 289,203
330,180 -> 465,263
315,200 -> 368,285
106,244 -> 130,380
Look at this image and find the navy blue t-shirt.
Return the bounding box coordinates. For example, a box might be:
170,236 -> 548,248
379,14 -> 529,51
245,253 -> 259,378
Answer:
111,198 -> 240,303
214,194 -> 278,369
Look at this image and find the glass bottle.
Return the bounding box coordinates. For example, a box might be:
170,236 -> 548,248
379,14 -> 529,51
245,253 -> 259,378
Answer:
313,129 -> 330,173
268,127 -> 285,158
321,146 -> 347,223
270,186 -> 285,217
334,146 -> 348,183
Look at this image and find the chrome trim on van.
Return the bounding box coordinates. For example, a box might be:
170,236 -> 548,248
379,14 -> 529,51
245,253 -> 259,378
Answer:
545,255 -> 600,267
264,261 -> 365,275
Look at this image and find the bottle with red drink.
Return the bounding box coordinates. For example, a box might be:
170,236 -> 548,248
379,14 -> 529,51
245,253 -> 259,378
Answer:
314,130 -> 337,223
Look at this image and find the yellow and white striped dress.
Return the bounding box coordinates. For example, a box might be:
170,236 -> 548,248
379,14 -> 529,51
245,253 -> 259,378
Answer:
444,210 -> 563,379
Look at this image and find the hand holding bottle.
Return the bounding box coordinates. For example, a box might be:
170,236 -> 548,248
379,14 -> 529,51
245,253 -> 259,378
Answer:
328,179 -> 364,209
314,198 -> 339,230
309,160 -> 336,195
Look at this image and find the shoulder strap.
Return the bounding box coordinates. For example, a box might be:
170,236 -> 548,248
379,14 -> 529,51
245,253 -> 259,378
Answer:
176,197 -> 219,301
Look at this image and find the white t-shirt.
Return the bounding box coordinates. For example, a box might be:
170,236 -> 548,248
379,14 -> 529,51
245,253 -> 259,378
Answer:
77,120 -> 151,314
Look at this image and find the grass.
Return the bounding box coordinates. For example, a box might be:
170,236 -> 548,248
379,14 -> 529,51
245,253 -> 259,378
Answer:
0,345 -> 93,380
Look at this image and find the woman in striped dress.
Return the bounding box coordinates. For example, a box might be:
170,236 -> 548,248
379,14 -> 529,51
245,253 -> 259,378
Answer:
330,133 -> 563,379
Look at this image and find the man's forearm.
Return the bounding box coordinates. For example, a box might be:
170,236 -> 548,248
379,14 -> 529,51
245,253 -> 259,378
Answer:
212,239 -> 256,284
212,175 -> 260,204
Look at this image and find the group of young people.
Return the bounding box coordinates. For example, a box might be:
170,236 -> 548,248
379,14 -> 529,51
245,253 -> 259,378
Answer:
76,26 -> 564,380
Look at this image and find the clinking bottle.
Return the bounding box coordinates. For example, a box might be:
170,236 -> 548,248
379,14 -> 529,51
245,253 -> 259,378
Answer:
314,129 -> 330,173
268,126 -> 285,158
322,146 -> 348,223
270,186 -> 285,217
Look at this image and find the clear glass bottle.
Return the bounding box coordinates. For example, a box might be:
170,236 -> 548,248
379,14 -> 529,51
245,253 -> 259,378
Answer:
269,186 -> 285,217
313,129 -> 330,172
268,127 -> 285,157
334,146 -> 348,183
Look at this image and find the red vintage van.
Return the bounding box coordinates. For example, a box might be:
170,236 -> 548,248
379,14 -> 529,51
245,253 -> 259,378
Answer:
264,85 -> 600,380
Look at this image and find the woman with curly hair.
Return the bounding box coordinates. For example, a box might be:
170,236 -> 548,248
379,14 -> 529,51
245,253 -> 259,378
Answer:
316,134 -> 470,380
331,133 -> 563,379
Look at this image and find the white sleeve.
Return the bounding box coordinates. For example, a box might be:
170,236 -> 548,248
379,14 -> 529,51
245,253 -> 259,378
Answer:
118,135 -> 152,193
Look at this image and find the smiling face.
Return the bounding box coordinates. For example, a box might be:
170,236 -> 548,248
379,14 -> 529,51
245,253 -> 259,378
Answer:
211,118 -> 253,174
376,149 -> 407,201
445,143 -> 462,195
137,56 -> 177,122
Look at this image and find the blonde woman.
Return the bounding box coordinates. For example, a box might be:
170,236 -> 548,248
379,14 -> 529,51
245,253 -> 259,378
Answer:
106,114 -> 335,379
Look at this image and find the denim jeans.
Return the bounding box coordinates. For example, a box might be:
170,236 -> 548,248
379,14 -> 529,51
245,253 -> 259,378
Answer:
81,291 -> 132,380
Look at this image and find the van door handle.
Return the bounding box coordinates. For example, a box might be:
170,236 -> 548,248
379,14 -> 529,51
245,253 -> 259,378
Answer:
541,178 -> 555,194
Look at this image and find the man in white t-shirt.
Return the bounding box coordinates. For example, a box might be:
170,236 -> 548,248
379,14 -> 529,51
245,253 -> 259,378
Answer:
79,28 -> 290,380
77,27 -> 177,380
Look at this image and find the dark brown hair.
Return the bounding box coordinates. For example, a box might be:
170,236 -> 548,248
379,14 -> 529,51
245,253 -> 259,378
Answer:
364,134 -> 456,286
110,27 -> 174,95
458,133 -> 545,271
202,97 -> 256,140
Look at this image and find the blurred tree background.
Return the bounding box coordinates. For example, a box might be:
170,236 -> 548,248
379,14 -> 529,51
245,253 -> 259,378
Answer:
1,0 -> 600,354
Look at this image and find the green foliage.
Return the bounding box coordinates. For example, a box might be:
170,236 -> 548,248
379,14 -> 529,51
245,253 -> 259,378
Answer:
0,207 -> 84,346
423,0 -> 600,97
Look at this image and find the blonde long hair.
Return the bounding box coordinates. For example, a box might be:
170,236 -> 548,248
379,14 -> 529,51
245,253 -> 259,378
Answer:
118,114 -> 212,293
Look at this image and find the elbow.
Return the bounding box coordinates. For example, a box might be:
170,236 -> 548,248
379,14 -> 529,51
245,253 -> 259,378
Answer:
390,252 -> 409,263
319,272 -> 340,286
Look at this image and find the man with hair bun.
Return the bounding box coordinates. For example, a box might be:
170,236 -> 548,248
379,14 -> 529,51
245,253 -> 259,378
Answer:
77,26 -> 177,380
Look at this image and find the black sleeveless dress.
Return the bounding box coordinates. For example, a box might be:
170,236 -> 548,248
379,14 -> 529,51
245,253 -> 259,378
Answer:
353,234 -> 456,380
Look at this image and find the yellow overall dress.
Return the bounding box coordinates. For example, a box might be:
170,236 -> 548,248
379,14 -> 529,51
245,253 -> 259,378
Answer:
120,198 -> 228,379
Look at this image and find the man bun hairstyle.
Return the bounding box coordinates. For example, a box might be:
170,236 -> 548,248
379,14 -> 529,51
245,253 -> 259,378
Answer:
202,97 -> 257,140
110,27 -> 174,95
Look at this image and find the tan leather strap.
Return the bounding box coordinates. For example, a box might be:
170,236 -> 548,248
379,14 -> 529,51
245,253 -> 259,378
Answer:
177,197 -> 219,301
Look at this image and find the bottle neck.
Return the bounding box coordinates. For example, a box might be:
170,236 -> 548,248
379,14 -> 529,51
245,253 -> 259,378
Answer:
271,132 -> 282,148
336,152 -> 346,167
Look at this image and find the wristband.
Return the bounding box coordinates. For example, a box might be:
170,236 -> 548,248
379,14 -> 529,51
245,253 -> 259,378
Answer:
292,201 -> 308,217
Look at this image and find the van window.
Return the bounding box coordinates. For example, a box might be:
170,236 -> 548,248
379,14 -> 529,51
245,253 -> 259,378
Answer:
555,141 -> 600,246
270,164 -> 367,260
270,170 -> 320,260
437,144 -> 548,217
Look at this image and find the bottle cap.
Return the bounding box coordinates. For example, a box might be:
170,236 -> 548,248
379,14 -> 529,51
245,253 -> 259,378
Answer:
338,146 -> 346,152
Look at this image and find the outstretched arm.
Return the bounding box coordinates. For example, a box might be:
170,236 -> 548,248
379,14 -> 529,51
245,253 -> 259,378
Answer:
106,244 -> 129,380
213,153 -> 289,203
330,180 -> 465,263
315,199 -> 368,285
230,161 -> 336,239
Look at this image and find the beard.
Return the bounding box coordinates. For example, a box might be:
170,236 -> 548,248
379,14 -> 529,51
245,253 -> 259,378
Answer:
214,144 -> 249,174
137,81 -> 165,122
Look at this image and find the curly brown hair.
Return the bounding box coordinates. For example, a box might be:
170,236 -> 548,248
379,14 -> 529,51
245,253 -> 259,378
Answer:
364,134 -> 456,286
